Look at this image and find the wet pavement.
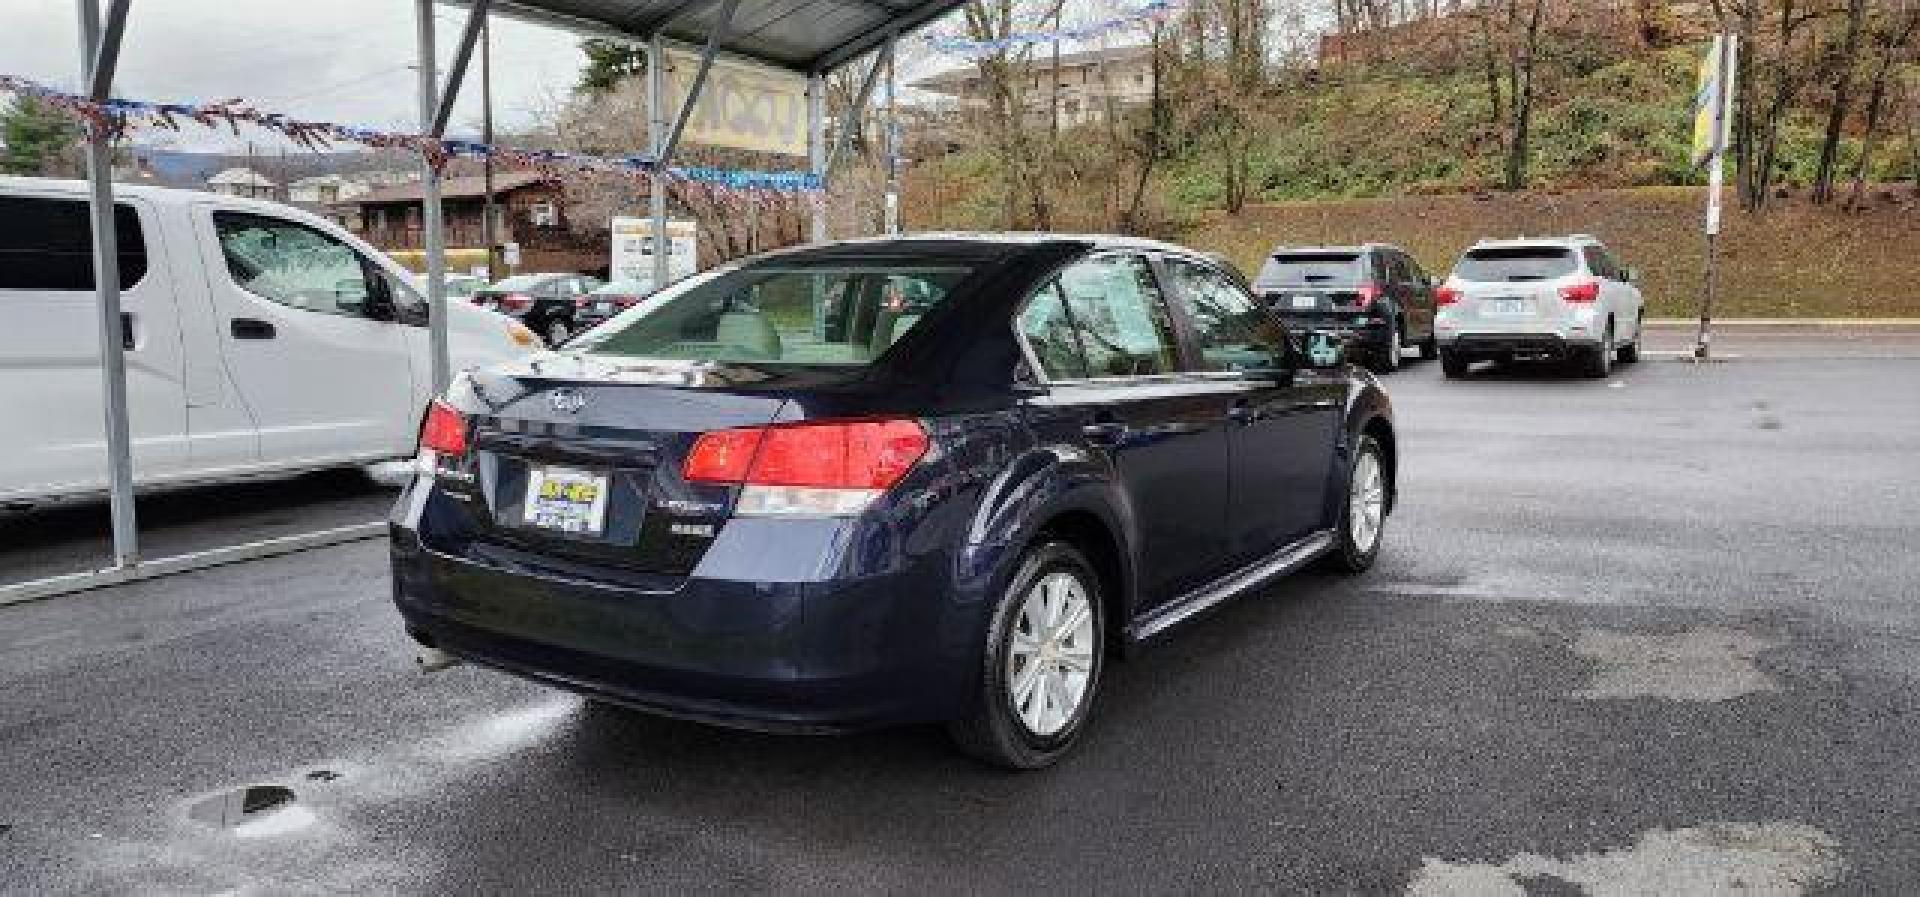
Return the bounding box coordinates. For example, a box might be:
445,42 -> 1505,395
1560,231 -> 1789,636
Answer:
2,330 -> 1918,894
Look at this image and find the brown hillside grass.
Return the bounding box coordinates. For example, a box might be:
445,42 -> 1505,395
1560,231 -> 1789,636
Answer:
1182,187 -> 1920,317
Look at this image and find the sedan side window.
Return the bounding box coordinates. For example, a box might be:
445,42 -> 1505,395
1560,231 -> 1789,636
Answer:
1017,282 -> 1090,380
212,212 -> 377,318
1161,257 -> 1290,372
1053,254 -> 1181,377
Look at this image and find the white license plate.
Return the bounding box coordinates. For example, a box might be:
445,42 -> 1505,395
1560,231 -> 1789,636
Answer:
1291,295 -> 1320,309
596,301 -> 615,314
1485,298 -> 1532,315
523,466 -> 610,535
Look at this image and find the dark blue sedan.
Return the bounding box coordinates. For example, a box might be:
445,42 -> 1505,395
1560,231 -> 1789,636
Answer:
391,234 -> 1397,768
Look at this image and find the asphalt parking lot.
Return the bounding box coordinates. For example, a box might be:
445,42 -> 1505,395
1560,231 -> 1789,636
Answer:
3,324 -> 1917,894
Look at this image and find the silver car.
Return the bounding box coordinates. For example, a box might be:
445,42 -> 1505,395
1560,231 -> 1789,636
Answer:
1434,235 -> 1647,379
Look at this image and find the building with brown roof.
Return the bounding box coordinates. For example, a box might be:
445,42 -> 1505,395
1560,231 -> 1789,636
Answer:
346,169 -> 603,277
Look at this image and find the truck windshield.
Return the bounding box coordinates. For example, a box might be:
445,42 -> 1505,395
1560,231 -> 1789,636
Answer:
569,261 -> 975,366
1455,246 -> 1579,282
1258,252 -> 1366,287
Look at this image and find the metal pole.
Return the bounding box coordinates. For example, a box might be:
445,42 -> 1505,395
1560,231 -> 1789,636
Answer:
1695,33 -> 1738,361
884,33 -> 900,235
648,35 -> 670,290
808,72 -> 827,243
658,0 -> 741,167
481,18 -> 497,281
416,0 -> 451,392
77,0 -> 139,569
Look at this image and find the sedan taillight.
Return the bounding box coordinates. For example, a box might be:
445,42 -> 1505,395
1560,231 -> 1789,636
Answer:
419,399 -> 469,458
1435,286 -> 1462,306
684,419 -> 929,517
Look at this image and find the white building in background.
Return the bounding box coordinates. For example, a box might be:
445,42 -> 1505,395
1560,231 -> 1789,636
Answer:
289,174 -> 364,205
912,45 -> 1157,130
205,167 -> 278,199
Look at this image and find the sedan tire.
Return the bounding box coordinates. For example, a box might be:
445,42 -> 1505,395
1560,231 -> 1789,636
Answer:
949,541 -> 1106,770
1321,434 -> 1388,574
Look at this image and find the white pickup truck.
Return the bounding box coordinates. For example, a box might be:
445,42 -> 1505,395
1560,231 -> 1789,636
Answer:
0,177 -> 540,509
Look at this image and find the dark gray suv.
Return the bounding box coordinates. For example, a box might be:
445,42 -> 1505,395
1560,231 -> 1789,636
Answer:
1252,243 -> 1438,373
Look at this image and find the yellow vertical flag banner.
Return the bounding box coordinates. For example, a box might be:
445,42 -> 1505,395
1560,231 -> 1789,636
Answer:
1691,35 -> 1727,168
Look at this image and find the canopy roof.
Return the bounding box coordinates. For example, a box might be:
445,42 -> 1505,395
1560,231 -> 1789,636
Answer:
483,0 -> 963,73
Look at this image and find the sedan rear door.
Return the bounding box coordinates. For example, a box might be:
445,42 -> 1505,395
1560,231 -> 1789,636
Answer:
1016,253 -> 1235,609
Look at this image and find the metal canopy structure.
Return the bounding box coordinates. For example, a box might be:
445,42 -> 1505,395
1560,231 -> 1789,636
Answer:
483,0 -> 964,74
6,0 -> 941,605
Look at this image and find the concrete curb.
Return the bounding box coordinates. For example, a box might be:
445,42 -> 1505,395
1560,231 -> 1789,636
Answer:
1646,318 -> 1920,327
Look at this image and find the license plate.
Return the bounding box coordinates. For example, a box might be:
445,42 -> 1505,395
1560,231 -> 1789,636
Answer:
1291,295 -> 1319,309
596,301 -> 614,314
524,466 -> 610,535
1486,298 -> 1532,315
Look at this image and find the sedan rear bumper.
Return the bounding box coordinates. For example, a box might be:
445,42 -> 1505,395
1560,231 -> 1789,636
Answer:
390,526 -> 980,733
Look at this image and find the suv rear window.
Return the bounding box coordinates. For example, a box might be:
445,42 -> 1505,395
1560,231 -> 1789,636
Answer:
1257,252 -> 1366,287
572,261 -> 974,366
1455,246 -> 1578,283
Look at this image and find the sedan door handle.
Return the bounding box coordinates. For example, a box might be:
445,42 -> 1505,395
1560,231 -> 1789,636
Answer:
230,318 -> 276,340
1081,422 -> 1129,446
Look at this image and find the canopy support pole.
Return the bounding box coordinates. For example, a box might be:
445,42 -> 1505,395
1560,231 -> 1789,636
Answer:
416,0 -> 446,391
808,72 -> 826,242
77,0 -> 138,569
824,45 -> 886,181
647,33 -> 670,289
884,31 -> 900,235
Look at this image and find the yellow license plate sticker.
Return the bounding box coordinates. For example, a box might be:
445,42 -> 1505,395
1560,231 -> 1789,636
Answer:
524,466 -> 611,534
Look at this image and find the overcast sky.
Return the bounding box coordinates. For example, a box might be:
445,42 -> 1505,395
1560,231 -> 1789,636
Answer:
1,0 -> 587,151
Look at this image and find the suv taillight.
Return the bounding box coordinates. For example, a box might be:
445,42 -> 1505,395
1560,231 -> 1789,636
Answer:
419,399 -> 469,458
1559,280 -> 1602,303
1435,285 -> 1462,306
1355,283 -> 1383,309
684,419 -> 929,516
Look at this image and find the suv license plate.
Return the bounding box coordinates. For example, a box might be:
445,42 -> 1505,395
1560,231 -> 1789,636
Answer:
1486,298 -> 1531,315
1291,295 -> 1319,309
524,466 -> 610,534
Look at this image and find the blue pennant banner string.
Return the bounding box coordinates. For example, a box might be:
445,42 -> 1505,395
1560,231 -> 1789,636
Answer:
0,74 -> 822,201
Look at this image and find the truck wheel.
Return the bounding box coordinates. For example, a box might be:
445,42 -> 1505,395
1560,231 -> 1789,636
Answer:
948,541 -> 1106,770
1616,313 -> 1643,363
1419,333 -> 1439,360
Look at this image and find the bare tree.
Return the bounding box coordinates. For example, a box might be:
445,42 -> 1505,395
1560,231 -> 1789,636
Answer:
1811,0 -> 1870,203
1845,0 -> 1920,206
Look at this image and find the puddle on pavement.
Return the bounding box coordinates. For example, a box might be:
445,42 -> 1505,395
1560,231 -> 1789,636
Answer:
1567,627 -> 1780,702
186,785 -> 314,837
1406,821 -> 1846,895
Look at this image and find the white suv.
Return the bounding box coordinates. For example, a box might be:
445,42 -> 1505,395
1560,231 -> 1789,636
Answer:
1433,235 -> 1646,378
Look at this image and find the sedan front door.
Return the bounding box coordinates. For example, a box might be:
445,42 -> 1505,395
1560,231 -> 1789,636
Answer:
1160,256 -> 1343,563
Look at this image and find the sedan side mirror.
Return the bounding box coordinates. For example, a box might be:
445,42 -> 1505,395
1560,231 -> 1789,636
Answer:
1302,330 -> 1345,369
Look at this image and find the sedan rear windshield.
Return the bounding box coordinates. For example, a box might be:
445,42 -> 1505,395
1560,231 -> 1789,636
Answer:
1454,247 -> 1578,283
569,261 -> 974,366
1257,252 -> 1366,287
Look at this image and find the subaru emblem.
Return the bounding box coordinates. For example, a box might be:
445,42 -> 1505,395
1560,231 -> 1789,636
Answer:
549,388 -> 587,414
